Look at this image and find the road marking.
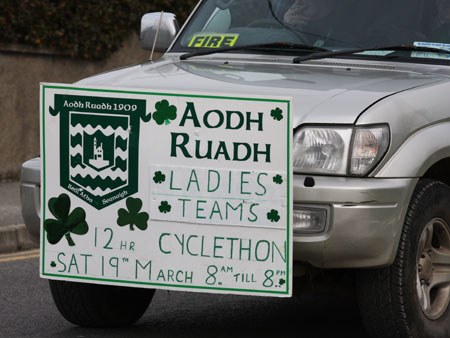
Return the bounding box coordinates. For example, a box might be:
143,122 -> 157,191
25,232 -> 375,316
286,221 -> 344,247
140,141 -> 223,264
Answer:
0,249 -> 40,262
0,249 -> 39,257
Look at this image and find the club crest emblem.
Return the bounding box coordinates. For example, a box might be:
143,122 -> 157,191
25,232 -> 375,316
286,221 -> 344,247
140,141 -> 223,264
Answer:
49,94 -> 151,209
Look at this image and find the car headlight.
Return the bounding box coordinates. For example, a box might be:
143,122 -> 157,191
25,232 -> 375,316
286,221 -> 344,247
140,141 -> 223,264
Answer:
293,125 -> 389,176
293,127 -> 353,175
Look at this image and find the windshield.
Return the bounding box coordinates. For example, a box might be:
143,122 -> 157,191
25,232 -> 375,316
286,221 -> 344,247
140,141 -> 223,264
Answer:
171,0 -> 450,61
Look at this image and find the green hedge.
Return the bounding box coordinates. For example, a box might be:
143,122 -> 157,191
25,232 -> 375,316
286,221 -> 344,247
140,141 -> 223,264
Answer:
0,0 -> 198,59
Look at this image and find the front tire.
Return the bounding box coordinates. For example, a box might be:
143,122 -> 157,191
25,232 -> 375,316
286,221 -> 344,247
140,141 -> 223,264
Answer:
49,280 -> 155,327
357,179 -> 450,338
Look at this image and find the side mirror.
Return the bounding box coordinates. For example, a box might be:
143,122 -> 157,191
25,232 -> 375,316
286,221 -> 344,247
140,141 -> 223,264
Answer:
140,12 -> 180,53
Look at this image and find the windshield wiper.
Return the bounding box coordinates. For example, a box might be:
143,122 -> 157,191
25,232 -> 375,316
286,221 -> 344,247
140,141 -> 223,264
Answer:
293,44 -> 450,63
180,42 -> 329,61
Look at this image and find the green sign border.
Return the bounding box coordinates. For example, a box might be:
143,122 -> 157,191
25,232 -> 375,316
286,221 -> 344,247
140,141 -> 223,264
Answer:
41,85 -> 292,296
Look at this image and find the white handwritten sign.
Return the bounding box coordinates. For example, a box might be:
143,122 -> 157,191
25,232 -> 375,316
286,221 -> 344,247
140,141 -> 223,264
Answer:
40,83 -> 293,296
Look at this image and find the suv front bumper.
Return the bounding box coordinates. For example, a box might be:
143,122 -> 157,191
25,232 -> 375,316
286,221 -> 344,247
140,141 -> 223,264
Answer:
20,158 -> 416,269
20,158 -> 40,243
292,175 -> 417,268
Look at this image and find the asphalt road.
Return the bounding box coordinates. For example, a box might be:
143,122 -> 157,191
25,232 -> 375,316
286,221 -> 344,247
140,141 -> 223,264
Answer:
0,251 -> 369,338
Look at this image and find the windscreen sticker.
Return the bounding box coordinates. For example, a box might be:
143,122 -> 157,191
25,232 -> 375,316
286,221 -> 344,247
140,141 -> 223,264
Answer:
411,52 -> 450,60
188,33 -> 239,48
412,41 -> 450,60
414,41 -> 450,51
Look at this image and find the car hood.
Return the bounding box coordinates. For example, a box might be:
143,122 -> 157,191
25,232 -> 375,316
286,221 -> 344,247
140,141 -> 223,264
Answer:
77,56 -> 447,127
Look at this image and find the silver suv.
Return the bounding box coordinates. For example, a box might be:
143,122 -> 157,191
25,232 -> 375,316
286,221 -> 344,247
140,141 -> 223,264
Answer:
21,0 -> 450,337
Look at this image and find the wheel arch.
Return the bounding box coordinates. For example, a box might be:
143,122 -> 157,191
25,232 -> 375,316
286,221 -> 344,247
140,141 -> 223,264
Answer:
422,157 -> 450,187
378,157 -> 450,269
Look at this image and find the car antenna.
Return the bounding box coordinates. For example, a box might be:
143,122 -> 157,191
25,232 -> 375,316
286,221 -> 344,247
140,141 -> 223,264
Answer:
150,11 -> 164,61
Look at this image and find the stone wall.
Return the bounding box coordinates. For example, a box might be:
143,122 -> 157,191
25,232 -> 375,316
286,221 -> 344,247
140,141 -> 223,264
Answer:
0,33 -> 151,180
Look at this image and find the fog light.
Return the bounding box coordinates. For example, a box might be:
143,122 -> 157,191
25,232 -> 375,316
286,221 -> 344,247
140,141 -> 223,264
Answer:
293,205 -> 329,234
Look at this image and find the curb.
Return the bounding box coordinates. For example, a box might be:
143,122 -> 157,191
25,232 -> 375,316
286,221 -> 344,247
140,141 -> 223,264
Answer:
0,224 -> 39,254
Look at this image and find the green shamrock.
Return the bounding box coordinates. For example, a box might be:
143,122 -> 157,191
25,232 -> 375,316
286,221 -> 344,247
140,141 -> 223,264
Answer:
50,261 -> 57,268
159,201 -> 172,214
153,171 -> 166,184
44,193 -> 89,247
273,175 -> 283,185
153,99 -> 177,125
267,209 -> 280,223
117,197 -> 149,231
279,278 -> 286,286
270,108 -> 283,121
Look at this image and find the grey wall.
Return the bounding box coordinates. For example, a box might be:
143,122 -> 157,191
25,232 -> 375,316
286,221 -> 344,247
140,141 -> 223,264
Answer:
0,33 -> 152,180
